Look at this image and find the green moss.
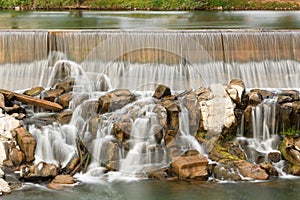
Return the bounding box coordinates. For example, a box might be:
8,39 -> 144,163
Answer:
279,126 -> 299,136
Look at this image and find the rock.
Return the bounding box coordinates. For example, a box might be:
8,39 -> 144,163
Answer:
80,100 -> 100,120
57,92 -> 73,108
199,84 -> 236,147
227,79 -> 245,104
48,175 -> 76,190
9,147 -> 25,167
56,109 -> 73,125
233,160 -> 269,180
55,77 -> 75,93
113,115 -> 131,142
99,89 -> 136,114
172,151 -> 208,180
259,162 -> 278,177
23,87 -> 44,97
153,84 -> 171,99
43,89 -> 64,102
162,99 -> 180,131
0,178 -> 11,195
268,152 -> 281,163
250,89 -> 274,99
182,92 -> 200,133
195,87 -> 212,102
278,90 -> 299,102
15,127 -> 37,163
20,162 -> 58,181
247,90 -> 263,106
213,164 -> 241,181
0,169 -> 4,179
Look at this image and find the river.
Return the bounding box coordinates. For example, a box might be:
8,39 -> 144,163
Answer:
0,10 -> 300,29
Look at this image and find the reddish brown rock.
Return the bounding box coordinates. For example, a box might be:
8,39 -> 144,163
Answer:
15,127 -> 36,163
172,151 -> 208,180
233,160 -> 269,180
48,175 -> 76,190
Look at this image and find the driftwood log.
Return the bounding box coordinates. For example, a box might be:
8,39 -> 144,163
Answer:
0,88 -> 63,111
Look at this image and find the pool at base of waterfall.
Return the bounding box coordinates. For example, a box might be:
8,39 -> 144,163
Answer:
3,178 -> 300,200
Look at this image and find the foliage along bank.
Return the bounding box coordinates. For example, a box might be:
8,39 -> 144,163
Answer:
0,0 -> 300,10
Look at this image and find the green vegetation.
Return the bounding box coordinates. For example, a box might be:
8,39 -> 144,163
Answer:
279,126 -> 299,136
0,0 -> 299,10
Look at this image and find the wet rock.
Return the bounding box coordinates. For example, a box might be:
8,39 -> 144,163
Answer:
23,87 -> 44,97
43,89 -> 64,102
247,90 -> 263,106
57,92 -> 73,108
99,89 -> 136,114
162,99 -> 180,131
9,147 -> 25,167
195,87 -> 212,102
88,114 -> 102,137
213,164 -> 241,181
233,160 -> 269,180
172,150 -> 208,180
48,175 -> 76,190
147,170 -> 168,180
80,100 -> 100,120
0,178 -> 11,195
56,109 -> 73,125
268,152 -> 281,163
250,89 -> 274,99
15,127 -> 37,163
62,157 -> 80,174
153,84 -> 171,99
278,90 -> 299,103
20,162 -> 58,181
55,77 -> 75,93
113,115 -> 131,142
226,79 -> 245,105
259,162 -> 278,177
182,92 -> 201,134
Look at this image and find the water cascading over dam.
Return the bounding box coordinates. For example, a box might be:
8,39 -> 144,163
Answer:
1,30 -> 300,181
1,30 -> 300,91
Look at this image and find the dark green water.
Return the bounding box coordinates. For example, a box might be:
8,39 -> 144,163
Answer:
3,179 -> 300,200
1,10 -> 300,29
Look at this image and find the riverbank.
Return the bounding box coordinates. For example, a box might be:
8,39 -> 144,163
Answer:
1,0 -> 300,11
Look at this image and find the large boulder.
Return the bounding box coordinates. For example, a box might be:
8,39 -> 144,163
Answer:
15,127 -> 37,163
172,150 -> 208,180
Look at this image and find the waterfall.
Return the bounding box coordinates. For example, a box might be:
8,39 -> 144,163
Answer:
3,30 -> 300,181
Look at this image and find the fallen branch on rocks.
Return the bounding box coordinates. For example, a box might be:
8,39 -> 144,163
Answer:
0,89 -> 63,111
